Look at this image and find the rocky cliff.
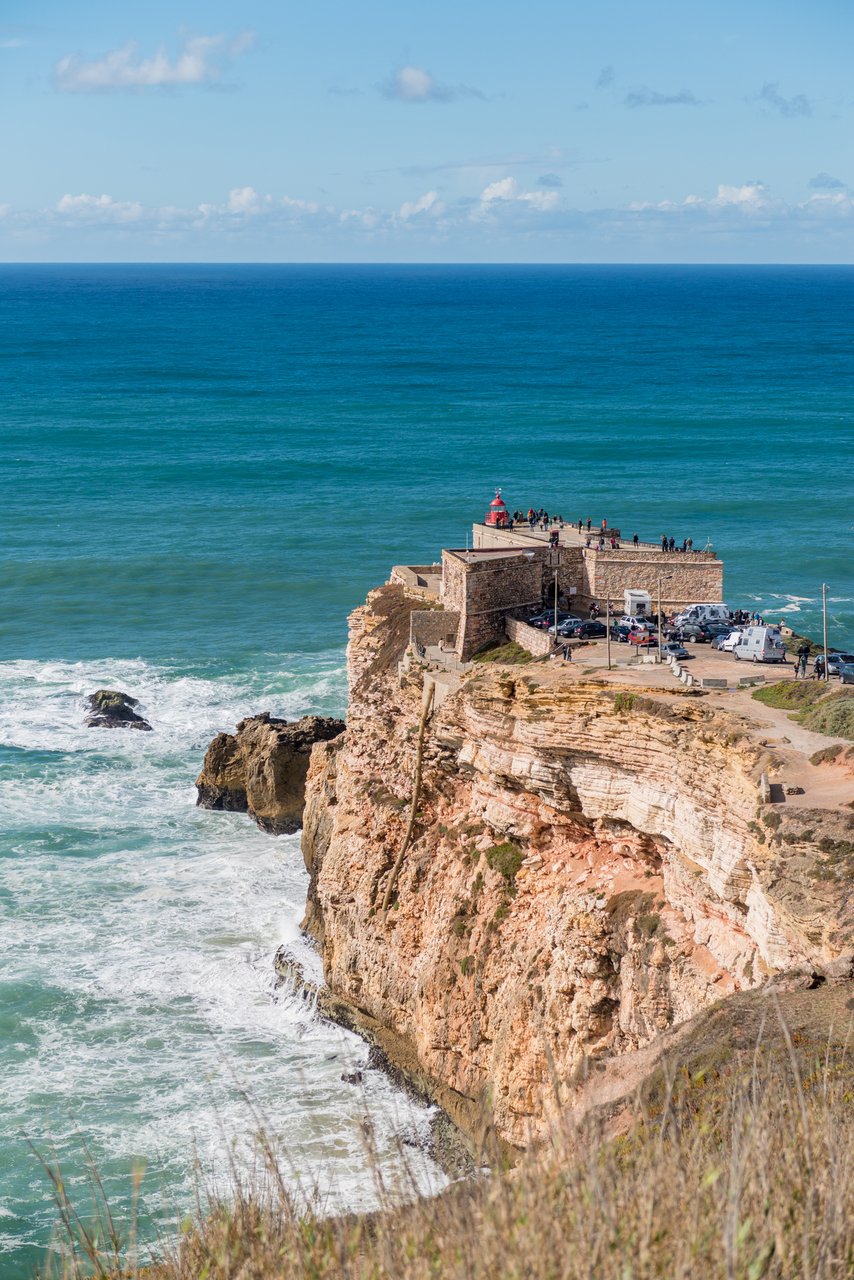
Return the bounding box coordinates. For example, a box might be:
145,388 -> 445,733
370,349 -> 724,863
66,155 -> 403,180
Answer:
302,585 -> 852,1148
197,713 -> 344,834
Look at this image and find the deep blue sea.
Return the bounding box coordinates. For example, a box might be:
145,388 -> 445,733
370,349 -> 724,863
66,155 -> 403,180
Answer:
1,265 -> 852,1275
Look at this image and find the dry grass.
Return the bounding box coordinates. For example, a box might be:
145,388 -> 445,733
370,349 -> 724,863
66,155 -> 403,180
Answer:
39,995 -> 854,1280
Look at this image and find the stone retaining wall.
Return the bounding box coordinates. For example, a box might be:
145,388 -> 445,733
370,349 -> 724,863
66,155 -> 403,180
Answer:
505,617 -> 554,657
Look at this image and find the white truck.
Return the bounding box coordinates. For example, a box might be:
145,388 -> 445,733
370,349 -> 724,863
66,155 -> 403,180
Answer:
674,603 -> 730,626
732,626 -> 787,664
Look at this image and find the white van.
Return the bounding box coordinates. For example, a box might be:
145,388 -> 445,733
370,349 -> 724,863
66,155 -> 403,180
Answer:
733,626 -> 787,664
674,603 -> 730,626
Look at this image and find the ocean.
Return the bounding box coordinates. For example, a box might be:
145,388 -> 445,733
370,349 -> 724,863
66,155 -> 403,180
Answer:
1,265 -> 852,1275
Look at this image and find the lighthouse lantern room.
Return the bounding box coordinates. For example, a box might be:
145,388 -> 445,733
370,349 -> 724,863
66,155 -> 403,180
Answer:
484,488 -> 509,528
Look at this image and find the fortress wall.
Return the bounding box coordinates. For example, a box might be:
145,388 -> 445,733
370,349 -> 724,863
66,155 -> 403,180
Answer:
410,610 -> 461,650
443,550 -> 546,659
585,550 -> 724,611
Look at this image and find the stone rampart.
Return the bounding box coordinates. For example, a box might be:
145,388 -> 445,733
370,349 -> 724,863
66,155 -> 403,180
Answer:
584,549 -> 723,612
389,564 -> 442,600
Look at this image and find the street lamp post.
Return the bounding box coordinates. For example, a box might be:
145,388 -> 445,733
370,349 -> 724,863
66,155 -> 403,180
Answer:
822,582 -> 829,682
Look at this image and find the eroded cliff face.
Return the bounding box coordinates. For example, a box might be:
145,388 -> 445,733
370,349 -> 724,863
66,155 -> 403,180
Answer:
197,713 -> 345,834
302,585 -> 852,1148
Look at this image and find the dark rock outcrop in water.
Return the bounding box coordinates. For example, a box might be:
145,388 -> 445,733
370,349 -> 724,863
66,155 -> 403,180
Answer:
196,712 -> 344,834
85,689 -> 152,731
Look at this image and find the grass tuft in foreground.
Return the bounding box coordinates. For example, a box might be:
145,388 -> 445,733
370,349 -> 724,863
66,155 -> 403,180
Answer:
41,994 -> 854,1280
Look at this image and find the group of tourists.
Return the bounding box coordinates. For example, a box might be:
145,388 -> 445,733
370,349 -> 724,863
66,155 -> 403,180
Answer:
585,533 -> 622,550
513,507 -> 567,531
660,535 -> 694,553
508,508 -> 705,558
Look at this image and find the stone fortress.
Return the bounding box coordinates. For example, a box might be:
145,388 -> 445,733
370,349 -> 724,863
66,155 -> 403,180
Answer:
392,490 -> 724,662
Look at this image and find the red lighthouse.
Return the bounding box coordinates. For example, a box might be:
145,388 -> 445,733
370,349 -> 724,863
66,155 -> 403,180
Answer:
484,488 -> 509,527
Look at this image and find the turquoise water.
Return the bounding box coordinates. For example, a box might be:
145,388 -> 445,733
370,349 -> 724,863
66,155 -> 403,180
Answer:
1,265 -> 853,1274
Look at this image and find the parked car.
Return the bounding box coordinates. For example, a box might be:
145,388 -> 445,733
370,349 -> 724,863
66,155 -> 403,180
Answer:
839,662 -> 854,685
713,629 -> 743,652
704,622 -> 732,639
619,615 -> 657,630
628,628 -> 657,646
528,610 -> 576,629
610,623 -> 632,643
670,620 -> 714,643
549,616 -> 584,636
563,620 -> 607,639
814,652 -> 854,677
662,642 -> 690,660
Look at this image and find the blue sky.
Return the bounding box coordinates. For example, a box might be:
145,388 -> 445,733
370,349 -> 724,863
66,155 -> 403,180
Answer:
1,0 -> 852,261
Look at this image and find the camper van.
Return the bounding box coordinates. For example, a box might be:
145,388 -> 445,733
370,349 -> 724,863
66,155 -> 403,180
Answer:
674,603 -> 730,626
624,589 -> 652,619
732,626 -> 787,664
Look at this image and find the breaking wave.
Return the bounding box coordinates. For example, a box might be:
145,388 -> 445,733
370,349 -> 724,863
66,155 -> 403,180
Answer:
0,655 -> 446,1277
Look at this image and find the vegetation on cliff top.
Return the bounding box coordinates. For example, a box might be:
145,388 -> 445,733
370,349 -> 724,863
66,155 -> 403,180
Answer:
471,639 -> 537,665
42,985 -> 854,1280
753,681 -> 854,741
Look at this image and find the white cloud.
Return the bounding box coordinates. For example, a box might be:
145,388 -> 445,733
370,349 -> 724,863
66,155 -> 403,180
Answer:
481,177 -> 518,203
381,64 -> 483,103
195,188 -> 323,222
56,192 -> 143,222
0,38 -> 25,49
54,30 -> 255,93
226,185 -> 268,214
475,177 -> 558,217
3,177 -> 852,255
399,191 -> 444,221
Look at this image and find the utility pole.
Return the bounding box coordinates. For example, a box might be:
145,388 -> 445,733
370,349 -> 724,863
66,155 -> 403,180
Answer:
822,582 -> 829,681
657,571 -> 663,663
606,594 -> 612,671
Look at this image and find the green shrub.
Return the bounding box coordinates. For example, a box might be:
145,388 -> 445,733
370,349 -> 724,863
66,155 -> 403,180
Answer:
613,691 -> 637,714
460,955 -> 474,976
472,640 -> 536,665
799,695 -> 854,741
485,841 -> 523,888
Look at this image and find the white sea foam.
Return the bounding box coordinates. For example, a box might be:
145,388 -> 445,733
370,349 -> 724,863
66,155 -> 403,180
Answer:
0,656 -> 445,1268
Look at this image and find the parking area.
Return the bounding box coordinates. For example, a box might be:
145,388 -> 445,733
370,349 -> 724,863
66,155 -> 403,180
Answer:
563,632 -> 792,690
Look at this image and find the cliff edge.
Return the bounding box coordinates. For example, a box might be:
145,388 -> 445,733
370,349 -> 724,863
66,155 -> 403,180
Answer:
302,584 -> 853,1148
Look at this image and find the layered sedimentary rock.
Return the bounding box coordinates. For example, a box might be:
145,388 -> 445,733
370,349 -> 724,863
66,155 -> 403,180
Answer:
301,584 -> 852,1148
197,713 -> 344,834
85,689 -> 152,731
